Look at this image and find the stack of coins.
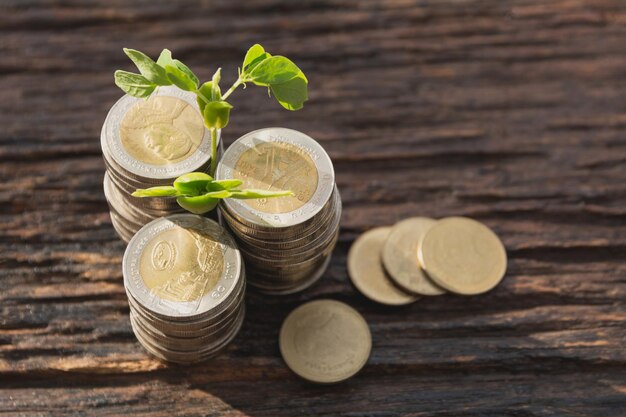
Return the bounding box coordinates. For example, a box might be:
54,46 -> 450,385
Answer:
348,216 -> 507,304
123,214 -> 245,364
216,128 -> 340,294
101,86 -> 218,242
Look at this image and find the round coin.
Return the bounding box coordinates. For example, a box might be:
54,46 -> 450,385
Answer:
123,214 -> 243,319
348,227 -> 418,305
417,216 -> 507,295
279,299 -> 371,384
216,127 -> 334,228
101,86 -> 215,180
382,217 -> 445,296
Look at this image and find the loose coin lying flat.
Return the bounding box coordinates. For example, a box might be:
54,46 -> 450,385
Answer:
382,217 -> 445,296
280,300 -> 371,384
348,227 -> 418,305
418,216 -> 507,295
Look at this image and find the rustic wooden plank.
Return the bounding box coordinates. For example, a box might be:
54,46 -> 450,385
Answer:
1,0 -> 625,416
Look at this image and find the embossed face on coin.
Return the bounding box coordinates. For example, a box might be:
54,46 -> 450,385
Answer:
348,227 -> 418,305
279,300 -> 371,384
120,96 -> 204,165
233,141 -> 319,213
418,216 -> 507,295
139,226 -> 224,303
382,217 -> 445,296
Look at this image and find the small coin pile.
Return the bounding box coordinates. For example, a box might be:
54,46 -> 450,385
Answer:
216,128 -> 340,295
101,86 -> 216,242
279,299 -> 371,384
349,216 -> 507,304
123,214 -> 245,364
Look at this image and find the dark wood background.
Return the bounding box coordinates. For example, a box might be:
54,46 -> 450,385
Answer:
1,1 -> 625,416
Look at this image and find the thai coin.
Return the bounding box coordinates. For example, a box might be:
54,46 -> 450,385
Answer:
382,217 -> 445,296
216,127 -> 335,229
279,300 -> 371,383
418,216 -> 507,295
123,214 -> 243,320
348,227 -> 418,306
101,86 -> 215,181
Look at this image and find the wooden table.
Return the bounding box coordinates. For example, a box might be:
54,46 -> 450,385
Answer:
2,1 -> 625,416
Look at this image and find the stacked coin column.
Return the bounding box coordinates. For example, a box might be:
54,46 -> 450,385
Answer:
216,128 -> 340,294
101,86 -> 218,242
123,214 -> 245,364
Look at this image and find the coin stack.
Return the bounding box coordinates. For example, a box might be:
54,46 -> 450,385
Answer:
216,128 -> 340,294
348,216 -> 507,305
123,214 -> 245,364
101,86 -> 218,242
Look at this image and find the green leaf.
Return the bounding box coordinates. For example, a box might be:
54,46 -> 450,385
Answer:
196,81 -> 221,114
156,49 -> 199,89
156,49 -> 174,67
203,101 -> 233,129
229,189 -> 294,199
270,70 -> 308,110
242,44 -> 271,73
249,56 -> 300,86
123,48 -> 171,86
208,179 -> 243,191
172,59 -> 199,88
176,195 -> 219,214
165,64 -> 198,91
132,186 -> 180,198
173,172 -> 213,196
114,70 -> 157,98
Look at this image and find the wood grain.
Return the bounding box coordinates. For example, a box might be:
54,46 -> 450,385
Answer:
1,0 -> 625,416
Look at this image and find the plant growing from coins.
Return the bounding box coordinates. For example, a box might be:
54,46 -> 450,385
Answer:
132,172 -> 293,214
114,44 -> 307,213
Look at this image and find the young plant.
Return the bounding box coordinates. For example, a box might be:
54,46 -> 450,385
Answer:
114,44 -> 308,177
133,172 -> 293,214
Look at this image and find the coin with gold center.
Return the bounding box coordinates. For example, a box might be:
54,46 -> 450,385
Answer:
279,300 -> 371,384
382,217 -> 445,296
120,95 -> 204,166
418,216 -> 507,295
348,227 -> 418,305
234,141 -> 318,214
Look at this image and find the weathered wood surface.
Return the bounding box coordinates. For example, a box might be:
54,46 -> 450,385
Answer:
1,0 -> 625,415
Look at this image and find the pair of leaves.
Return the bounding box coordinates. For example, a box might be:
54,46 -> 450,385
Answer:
114,48 -> 199,98
132,172 -> 294,214
241,44 -> 308,111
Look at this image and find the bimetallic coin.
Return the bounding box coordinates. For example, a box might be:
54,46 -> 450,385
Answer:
280,300 -> 371,384
382,217 -> 445,296
348,227 -> 418,305
101,86 -> 215,180
123,214 -> 242,319
216,128 -> 334,228
418,216 -> 507,295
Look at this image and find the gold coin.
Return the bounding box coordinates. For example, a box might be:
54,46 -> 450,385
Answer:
139,226 -> 224,303
382,217 -> 445,296
418,217 -> 507,295
120,95 -> 204,166
279,300 -> 371,383
348,227 -> 418,305
233,141 -> 318,214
